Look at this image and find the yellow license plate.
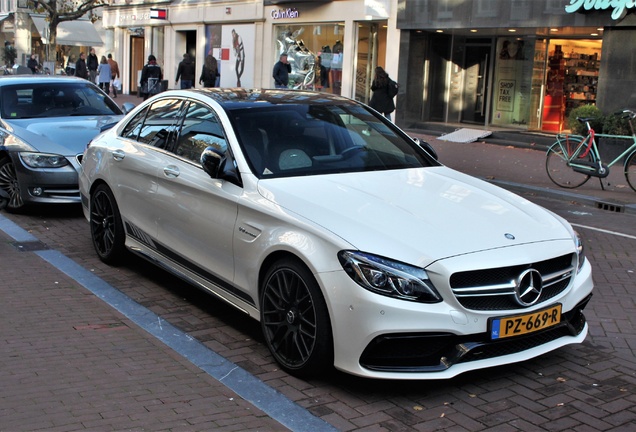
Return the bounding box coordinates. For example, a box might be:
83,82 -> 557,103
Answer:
490,304 -> 562,340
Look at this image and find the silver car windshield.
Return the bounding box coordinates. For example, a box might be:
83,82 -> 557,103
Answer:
229,104 -> 437,178
1,83 -> 122,120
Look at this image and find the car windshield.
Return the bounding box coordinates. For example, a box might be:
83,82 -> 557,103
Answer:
229,104 -> 438,178
1,82 -> 122,120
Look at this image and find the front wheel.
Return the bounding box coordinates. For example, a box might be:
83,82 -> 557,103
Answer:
260,258 -> 333,377
545,141 -> 592,189
90,184 -> 126,265
625,151 -> 636,193
0,156 -> 25,211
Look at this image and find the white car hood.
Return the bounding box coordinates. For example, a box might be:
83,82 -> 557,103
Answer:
257,167 -> 572,266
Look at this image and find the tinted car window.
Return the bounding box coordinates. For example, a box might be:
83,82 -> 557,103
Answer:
121,106 -> 149,141
229,104 -> 434,178
0,82 -> 122,120
172,101 -> 227,164
136,99 -> 184,149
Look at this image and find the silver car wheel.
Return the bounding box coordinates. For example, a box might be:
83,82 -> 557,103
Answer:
0,157 -> 24,210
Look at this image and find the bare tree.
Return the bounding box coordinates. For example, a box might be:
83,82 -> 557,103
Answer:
31,0 -> 106,62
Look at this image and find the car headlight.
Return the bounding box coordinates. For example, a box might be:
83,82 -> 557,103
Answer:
19,152 -> 69,168
338,250 -> 442,303
574,231 -> 585,273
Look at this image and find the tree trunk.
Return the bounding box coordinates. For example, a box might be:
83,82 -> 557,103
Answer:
47,19 -> 59,63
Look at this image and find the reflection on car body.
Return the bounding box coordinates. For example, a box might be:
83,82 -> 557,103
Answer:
79,88 -> 593,380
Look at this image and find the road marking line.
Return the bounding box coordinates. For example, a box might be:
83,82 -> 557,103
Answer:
572,223 -> 636,240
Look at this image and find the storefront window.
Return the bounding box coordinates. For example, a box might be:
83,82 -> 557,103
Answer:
491,37 -> 534,128
273,23 -> 344,94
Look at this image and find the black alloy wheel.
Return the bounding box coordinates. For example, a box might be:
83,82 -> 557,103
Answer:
0,156 -> 25,211
90,184 -> 126,264
260,258 -> 333,377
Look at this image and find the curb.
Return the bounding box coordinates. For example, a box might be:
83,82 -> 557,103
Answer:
489,178 -> 636,215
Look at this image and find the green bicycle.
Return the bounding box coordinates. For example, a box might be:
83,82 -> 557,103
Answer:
545,108 -> 636,192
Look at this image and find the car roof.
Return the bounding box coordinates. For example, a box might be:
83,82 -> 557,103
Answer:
0,75 -> 93,86
167,88 -> 360,110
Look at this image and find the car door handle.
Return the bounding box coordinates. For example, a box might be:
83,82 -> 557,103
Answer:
112,150 -> 125,161
163,165 -> 180,178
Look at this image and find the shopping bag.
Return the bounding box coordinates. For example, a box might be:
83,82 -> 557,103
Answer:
113,78 -> 121,91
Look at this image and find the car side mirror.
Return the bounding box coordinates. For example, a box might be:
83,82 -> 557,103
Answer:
121,102 -> 136,115
412,137 -> 438,161
200,146 -> 224,178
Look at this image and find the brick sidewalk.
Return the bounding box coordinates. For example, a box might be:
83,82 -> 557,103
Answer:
0,230 -> 286,431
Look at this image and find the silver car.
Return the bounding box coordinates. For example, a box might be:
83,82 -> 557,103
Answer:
0,75 -> 125,211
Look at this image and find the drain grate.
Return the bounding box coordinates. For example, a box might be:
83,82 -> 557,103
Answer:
595,201 -> 625,213
10,240 -> 50,252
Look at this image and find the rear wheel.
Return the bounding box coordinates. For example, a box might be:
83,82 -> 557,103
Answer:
546,141 -> 592,188
625,151 -> 636,193
90,184 -> 126,264
0,156 -> 25,211
260,258 -> 333,377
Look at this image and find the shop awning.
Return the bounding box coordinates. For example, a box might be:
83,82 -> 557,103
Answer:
31,16 -> 103,47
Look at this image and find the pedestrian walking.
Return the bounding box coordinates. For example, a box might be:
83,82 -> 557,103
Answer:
107,53 -> 120,98
273,53 -> 291,89
97,56 -> 111,95
140,54 -> 163,100
175,53 -> 195,89
369,66 -> 398,121
75,52 -> 88,79
199,55 -> 219,88
87,48 -> 99,83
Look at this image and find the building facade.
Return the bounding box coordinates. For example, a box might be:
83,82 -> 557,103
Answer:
394,0 -> 636,132
0,1 -> 103,74
100,0 -> 400,103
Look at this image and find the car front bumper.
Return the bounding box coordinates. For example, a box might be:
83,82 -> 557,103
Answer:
11,152 -> 81,205
319,251 -> 594,380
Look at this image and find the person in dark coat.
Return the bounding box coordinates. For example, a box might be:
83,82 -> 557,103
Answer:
369,66 -> 395,120
27,54 -> 39,74
87,48 -> 99,83
272,53 -> 291,89
140,54 -> 163,100
175,53 -> 195,89
199,55 -> 219,88
75,52 -> 88,79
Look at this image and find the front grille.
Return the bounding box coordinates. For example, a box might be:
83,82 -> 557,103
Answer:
449,254 -> 575,311
359,294 -> 591,373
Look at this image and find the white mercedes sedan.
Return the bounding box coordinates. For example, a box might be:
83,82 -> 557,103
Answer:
79,88 -> 593,379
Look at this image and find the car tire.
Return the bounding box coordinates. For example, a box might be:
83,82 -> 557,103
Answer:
0,156 -> 25,212
260,257 -> 333,377
90,183 -> 126,265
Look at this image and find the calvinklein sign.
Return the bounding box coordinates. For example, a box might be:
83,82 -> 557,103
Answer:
271,8 -> 299,19
565,0 -> 636,20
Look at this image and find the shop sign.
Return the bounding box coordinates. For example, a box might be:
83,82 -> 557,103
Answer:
150,8 -> 167,20
118,12 -> 151,23
565,0 -> 636,20
497,79 -> 515,112
271,8 -> 300,19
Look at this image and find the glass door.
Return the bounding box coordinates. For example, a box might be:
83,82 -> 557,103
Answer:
461,42 -> 492,124
354,21 -> 386,104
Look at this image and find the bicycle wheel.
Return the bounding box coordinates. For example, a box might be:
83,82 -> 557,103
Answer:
546,141 -> 592,189
625,150 -> 636,192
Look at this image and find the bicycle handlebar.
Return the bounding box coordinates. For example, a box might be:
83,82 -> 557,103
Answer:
612,108 -> 636,119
